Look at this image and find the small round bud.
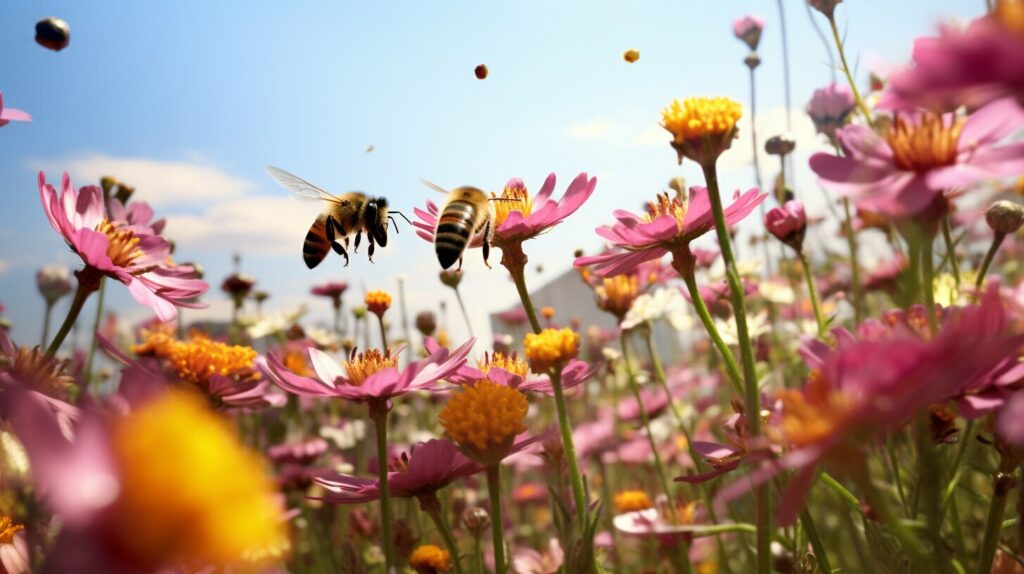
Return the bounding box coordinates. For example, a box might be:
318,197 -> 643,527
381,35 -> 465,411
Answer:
623,48 -> 640,63
462,507 -> 491,539
764,134 -> 797,156
414,311 -> 437,336
352,306 -> 367,320
541,306 -> 555,320
986,200 -> 1024,235
744,51 -> 761,70
439,269 -> 463,289
474,64 -> 488,80
573,248 -> 584,259
36,265 -> 72,305
809,0 -> 843,18
35,17 -> 70,52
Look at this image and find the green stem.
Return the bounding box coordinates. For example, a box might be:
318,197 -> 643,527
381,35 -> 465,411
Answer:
943,216 -> 961,288
680,271 -> 743,396
550,367 -> 588,529
886,442 -> 910,517
508,264 -> 542,335
978,460 -> 1014,574
40,301 -> 54,348
453,286 -> 475,339
854,468 -> 930,570
45,281 -> 93,356
917,416 -> 949,573
976,233 -> 1006,290
82,278 -> 106,388
921,234 -> 938,334
425,504 -> 465,574
841,198 -> 864,324
376,314 -> 389,351
828,15 -> 874,126
642,326 -> 685,428
798,251 -> 827,336
700,160 -> 769,574
486,465 -> 507,574
371,405 -> 395,573
941,421 -> 975,519
799,509 -> 832,574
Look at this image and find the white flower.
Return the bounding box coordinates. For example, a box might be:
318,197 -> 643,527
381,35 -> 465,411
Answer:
320,419 -> 366,450
715,311 -> 770,346
244,305 -> 308,339
305,327 -> 340,349
621,288 -> 692,331
758,280 -> 795,305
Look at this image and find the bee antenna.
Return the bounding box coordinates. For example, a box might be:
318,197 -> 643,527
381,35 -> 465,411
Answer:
489,197 -> 520,203
389,210 -> 413,225
388,215 -> 400,233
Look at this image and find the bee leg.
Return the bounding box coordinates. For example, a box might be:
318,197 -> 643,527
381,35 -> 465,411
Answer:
482,220 -> 492,269
325,216 -> 338,242
353,230 -> 362,253
367,233 -> 376,263
331,240 -> 350,267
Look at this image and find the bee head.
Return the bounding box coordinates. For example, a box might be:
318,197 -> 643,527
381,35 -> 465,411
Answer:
366,197 -> 389,246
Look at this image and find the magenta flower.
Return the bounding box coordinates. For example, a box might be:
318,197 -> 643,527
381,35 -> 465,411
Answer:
107,197 -> 165,235
574,185 -> 767,277
310,281 -> 349,300
805,83 -> 856,139
808,98 -> 1024,219
882,10 -> 1024,110
0,92 -> 31,127
764,200 -> 807,251
260,337 -> 473,404
732,15 -> 765,51
39,172 -> 208,322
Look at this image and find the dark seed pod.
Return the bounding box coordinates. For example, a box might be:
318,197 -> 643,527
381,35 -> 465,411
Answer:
474,64 -> 488,80
35,17 -> 71,52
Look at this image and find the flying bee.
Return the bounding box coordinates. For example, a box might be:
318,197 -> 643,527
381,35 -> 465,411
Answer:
423,181 -> 518,270
265,166 -> 409,269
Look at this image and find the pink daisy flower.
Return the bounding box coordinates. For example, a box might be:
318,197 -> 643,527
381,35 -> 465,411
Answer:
39,172 -> 208,322
310,280 -> 349,301
808,98 -> 1024,219
0,92 -> 31,127
764,200 -> 807,251
732,15 -> 765,51
444,342 -> 597,397
805,83 -> 856,140
575,185 -> 767,277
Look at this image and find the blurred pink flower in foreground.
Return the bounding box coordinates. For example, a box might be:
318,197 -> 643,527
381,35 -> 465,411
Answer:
808,98 -> 1024,219
574,185 -> 766,277
882,5 -> 1024,110
260,337 -> 472,404
38,172 -> 208,322
0,92 -> 31,127
805,83 -> 856,139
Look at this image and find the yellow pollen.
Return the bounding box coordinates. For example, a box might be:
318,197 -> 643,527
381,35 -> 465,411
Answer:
0,516 -> 24,545
885,113 -> 965,172
661,97 -> 743,143
96,219 -> 145,268
342,349 -> 398,386
595,275 -> 639,319
439,380 -> 528,459
996,0 -> 1024,34
132,324 -> 178,358
167,336 -> 258,387
409,544 -> 452,573
282,349 -> 313,377
523,328 -> 580,373
111,391 -> 287,566
644,192 -> 689,229
491,183 -> 533,228
777,370 -> 853,448
613,490 -> 653,513
674,501 -> 698,525
1,345 -> 75,396
364,290 -> 392,317
477,352 -> 529,378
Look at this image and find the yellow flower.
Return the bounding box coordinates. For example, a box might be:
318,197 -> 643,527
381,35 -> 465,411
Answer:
594,275 -> 639,319
439,380 -> 528,466
613,490 -> 653,513
364,290 -> 392,317
661,97 -> 743,166
342,348 -> 398,385
0,516 -> 24,545
131,323 -> 178,358
523,328 -> 580,373
167,336 -> 258,388
491,179 -> 533,229
410,544 -> 452,573
477,352 -> 529,379
111,391 -> 287,566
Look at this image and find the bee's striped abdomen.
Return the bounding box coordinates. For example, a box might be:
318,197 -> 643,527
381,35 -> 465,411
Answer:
303,213 -> 331,269
435,200 -> 478,269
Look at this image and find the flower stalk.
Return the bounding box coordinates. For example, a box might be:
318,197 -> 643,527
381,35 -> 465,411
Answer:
550,367 -> 588,530
485,465 -> 507,574
798,252 -> 827,336
369,402 -> 396,572
45,270 -> 100,356
826,14 -> 874,126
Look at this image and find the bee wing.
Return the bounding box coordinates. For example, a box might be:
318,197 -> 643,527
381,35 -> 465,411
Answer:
265,166 -> 343,204
420,179 -> 450,196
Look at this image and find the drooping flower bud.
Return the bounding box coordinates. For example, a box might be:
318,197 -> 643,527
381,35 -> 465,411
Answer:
764,133 -> 797,157
764,201 -> 808,252
986,200 -> 1024,235
732,15 -> 765,51
439,269 -> 463,289
809,0 -> 843,18
36,264 -> 72,305
414,311 -> 437,337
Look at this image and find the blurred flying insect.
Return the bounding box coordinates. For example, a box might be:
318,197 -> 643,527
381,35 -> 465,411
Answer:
266,166 -> 409,269
422,180 -> 521,270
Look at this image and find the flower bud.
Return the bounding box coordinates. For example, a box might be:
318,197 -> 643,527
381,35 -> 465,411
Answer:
732,15 -> 765,51
986,200 -> 1024,235
35,17 -> 70,52
744,51 -> 761,70
474,64 -> 488,80
809,0 -> 843,18
414,311 -> 437,336
36,265 -> 72,305
462,507 -> 491,539
439,269 -> 463,289
764,201 -> 808,252
764,133 -> 796,156
524,328 -> 579,373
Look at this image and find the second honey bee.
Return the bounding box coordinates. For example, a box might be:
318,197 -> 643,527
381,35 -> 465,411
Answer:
423,181 -> 498,270
266,166 -> 408,269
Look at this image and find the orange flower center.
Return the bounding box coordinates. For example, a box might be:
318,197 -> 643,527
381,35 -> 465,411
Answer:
477,352 -> 529,378
613,490 -> 653,513
595,275 -> 639,318
168,336 -> 258,386
0,516 -> 24,545
132,324 -> 178,358
342,349 -> 397,386
96,219 -> 145,268
643,192 -> 688,230
777,369 -> 853,449
885,113 -> 965,172
491,184 -> 533,228
996,0 -> 1024,34
0,345 -> 74,396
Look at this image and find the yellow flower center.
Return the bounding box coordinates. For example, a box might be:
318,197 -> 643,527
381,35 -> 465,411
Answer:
0,345 -> 74,396
477,352 -> 529,378
364,290 -> 392,317
644,192 -> 689,229
409,544 -> 452,573
523,328 -> 580,373
613,490 -> 653,513
131,324 -> 178,358
885,113 -> 965,172
96,219 -> 145,268
282,348 -> 313,378
439,380 -> 528,460
595,275 -> 639,318
491,182 -> 533,228
996,0 -> 1024,34
167,336 -> 258,386
0,516 -> 24,545
777,369 -> 853,449
342,348 -> 398,386
661,97 -> 743,143
111,391 -> 287,566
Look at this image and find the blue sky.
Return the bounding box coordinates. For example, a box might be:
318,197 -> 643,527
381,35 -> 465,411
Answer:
0,1 -> 981,346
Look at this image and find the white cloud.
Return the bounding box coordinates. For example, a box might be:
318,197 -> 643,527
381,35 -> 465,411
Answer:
29,153 -> 254,206
165,197 -> 314,254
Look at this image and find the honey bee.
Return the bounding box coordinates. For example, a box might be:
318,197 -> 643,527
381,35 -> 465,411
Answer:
422,181 -> 500,270
266,166 -> 408,269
